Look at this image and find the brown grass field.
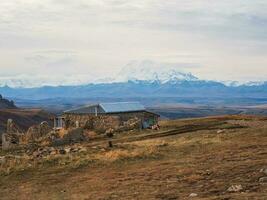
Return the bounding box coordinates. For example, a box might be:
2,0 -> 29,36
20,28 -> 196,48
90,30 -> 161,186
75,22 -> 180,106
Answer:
0,115 -> 267,199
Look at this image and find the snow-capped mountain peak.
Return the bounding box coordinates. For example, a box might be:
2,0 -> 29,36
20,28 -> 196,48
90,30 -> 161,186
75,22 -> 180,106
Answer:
115,60 -> 198,83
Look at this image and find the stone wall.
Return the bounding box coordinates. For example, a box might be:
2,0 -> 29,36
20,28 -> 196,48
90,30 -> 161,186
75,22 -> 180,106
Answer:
62,111 -> 159,133
63,114 -> 121,133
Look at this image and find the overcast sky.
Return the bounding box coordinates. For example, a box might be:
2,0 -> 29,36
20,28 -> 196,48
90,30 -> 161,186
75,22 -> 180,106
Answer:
0,0 -> 267,86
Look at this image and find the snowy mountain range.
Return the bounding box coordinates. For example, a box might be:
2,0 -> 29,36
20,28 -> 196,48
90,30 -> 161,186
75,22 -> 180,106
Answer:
0,60 -> 267,103
0,60 -> 265,88
115,60 -> 198,83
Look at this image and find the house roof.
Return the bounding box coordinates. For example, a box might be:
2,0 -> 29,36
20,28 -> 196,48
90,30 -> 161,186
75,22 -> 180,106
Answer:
64,102 -> 146,114
100,102 -> 145,113
63,104 -> 99,114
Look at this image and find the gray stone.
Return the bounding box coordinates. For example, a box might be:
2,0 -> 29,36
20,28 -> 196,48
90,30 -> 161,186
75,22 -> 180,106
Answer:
25,121 -> 52,142
7,119 -> 21,134
59,149 -> 66,154
260,168 -> 267,175
62,128 -> 85,144
2,133 -> 20,150
189,193 -> 198,197
0,156 -> 6,165
217,129 -> 225,134
227,185 -> 243,192
79,147 -> 87,153
259,177 -> 267,183
64,147 -> 72,153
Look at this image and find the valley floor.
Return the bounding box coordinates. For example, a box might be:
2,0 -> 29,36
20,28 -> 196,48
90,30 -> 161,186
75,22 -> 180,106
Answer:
0,115 -> 267,199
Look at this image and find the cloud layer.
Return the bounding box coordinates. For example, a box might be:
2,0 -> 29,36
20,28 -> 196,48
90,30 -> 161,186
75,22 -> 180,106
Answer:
0,0 -> 267,86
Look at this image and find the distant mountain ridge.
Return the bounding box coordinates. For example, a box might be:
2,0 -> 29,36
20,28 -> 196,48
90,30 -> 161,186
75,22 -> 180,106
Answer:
115,60 -> 198,83
1,80 -> 267,101
0,60 -> 265,88
0,60 -> 267,102
0,94 -> 16,109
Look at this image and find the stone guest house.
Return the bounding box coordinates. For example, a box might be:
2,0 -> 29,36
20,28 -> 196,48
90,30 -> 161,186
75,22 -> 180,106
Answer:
54,102 -> 160,133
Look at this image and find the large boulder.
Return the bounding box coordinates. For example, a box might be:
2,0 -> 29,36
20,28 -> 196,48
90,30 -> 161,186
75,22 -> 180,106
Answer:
62,128 -> 85,143
25,121 -> 52,143
6,119 -> 21,134
2,133 -> 20,150
51,128 -> 85,146
2,119 -> 22,150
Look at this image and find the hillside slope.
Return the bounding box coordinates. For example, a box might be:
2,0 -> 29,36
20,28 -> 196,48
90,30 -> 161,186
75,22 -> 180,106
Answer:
0,115 -> 266,199
0,109 -> 53,133
0,95 -> 16,109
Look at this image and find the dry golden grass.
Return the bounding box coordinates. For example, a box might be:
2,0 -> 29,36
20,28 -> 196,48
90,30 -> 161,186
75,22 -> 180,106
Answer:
0,115 -> 267,200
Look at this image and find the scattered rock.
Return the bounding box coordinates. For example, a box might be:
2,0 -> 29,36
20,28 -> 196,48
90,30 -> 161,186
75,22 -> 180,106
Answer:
62,128 -> 85,144
217,129 -> 225,134
189,193 -> 198,197
108,141 -> 113,148
151,124 -> 160,130
64,147 -> 72,153
59,149 -> 66,155
71,148 -> 79,153
32,151 -> 41,158
50,150 -> 57,155
0,156 -> 6,165
105,128 -> 114,137
25,121 -> 52,143
2,133 -> 20,150
7,119 -> 21,134
259,177 -> 267,183
260,168 -> 267,175
79,147 -> 87,153
227,185 -> 243,192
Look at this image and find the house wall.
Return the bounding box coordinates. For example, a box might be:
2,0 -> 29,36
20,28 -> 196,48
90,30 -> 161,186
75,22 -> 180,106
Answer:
62,111 -> 159,133
62,114 -> 121,133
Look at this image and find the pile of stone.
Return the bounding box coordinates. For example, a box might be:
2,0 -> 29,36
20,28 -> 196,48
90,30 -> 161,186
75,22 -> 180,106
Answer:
2,119 -> 23,150
2,133 -> 20,150
51,128 -> 86,146
24,121 -> 52,143
259,168 -> 267,183
27,145 -> 87,158
1,119 -> 53,150
0,156 -> 6,165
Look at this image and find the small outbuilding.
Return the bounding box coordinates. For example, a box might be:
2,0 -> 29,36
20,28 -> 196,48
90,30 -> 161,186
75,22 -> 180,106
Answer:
54,102 -> 160,132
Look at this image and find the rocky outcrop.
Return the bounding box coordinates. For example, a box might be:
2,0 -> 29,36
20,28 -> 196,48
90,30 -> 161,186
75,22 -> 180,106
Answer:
2,119 -> 22,150
51,128 -> 85,146
6,119 -> 21,134
24,121 -> 52,143
62,128 -> 85,144
2,132 -> 20,150
1,120 -> 53,150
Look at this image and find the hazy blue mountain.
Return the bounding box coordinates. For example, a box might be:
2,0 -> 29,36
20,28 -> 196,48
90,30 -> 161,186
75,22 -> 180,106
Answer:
1,61 -> 267,107
0,80 -> 267,100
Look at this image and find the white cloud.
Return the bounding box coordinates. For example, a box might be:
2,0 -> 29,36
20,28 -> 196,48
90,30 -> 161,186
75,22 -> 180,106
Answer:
0,0 -> 267,86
